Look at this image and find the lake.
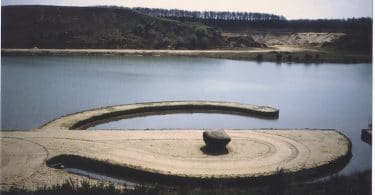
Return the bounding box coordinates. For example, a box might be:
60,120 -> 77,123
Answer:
1,55 -> 372,175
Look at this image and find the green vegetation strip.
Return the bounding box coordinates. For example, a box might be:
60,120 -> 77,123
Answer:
2,170 -> 370,195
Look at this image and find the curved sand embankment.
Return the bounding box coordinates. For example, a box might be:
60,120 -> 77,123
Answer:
1,129 -> 351,189
1,101 -> 351,189
40,101 -> 279,130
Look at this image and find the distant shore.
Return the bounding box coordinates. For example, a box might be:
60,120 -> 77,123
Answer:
1,47 -> 371,64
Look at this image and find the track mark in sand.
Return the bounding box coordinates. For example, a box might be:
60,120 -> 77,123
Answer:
1,137 -> 48,185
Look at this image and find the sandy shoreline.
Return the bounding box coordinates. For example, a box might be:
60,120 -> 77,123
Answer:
2,47 -> 371,63
1,46 -> 313,54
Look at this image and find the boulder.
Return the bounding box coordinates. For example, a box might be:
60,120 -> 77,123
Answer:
203,130 -> 231,151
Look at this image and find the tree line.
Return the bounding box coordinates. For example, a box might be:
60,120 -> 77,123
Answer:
131,7 -> 371,32
132,7 -> 286,22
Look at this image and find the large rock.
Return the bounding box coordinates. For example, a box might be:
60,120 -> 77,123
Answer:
203,130 -> 231,151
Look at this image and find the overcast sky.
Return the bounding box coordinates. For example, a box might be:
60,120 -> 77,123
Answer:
2,0 -> 373,19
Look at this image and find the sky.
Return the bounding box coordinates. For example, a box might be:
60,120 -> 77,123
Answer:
1,0 -> 373,19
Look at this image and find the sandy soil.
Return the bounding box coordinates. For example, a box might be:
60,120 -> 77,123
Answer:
1,129 -> 351,190
4,43 -> 370,64
1,45 -> 316,56
1,101 -> 351,189
223,32 -> 345,47
40,101 -> 279,130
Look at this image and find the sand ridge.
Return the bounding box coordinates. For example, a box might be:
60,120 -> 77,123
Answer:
40,101 -> 279,130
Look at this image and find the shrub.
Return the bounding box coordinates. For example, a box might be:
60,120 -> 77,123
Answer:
304,54 -> 313,61
286,55 -> 293,61
276,53 -> 282,62
256,54 -> 263,62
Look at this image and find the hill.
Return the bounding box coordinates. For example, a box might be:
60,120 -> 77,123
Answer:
1,5 -> 371,56
132,7 -> 371,33
2,6 -> 263,49
133,7 -> 372,53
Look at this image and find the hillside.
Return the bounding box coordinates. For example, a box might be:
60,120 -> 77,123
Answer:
1,5 -> 372,56
132,7 -> 371,33
2,5 -> 262,49
133,7 -> 372,53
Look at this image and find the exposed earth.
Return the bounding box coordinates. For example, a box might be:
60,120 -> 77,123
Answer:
1,129 -> 351,190
1,101 -> 351,190
222,32 -> 345,48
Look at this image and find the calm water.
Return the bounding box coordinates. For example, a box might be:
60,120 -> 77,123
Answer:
1,55 -> 372,175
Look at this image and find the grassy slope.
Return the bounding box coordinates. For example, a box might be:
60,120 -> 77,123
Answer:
1,6 -> 371,63
2,6 -> 231,49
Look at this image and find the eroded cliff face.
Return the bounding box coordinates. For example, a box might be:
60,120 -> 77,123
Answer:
251,32 -> 345,47
223,32 -> 345,48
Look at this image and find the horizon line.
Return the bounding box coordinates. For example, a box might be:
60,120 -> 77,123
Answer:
2,4 -> 373,21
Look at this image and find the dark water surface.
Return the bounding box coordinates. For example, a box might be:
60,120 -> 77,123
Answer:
1,55 -> 372,175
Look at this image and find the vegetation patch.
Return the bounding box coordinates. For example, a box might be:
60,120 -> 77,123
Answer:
1,170 -> 371,195
2,6 -> 228,49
